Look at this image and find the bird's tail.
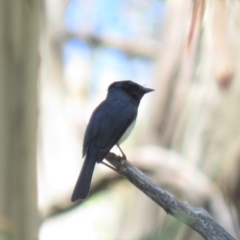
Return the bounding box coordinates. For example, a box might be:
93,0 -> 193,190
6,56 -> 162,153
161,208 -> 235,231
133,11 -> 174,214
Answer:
71,152 -> 96,202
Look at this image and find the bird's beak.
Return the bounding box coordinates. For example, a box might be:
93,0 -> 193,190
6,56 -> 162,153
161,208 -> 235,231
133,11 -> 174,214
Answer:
143,87 -> 154,94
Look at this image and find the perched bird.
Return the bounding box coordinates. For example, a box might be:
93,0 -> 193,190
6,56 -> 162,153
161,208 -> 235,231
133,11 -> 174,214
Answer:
71,80 -> 154,201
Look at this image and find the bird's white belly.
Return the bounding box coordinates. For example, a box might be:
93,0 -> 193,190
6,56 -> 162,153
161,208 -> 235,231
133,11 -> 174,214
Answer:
118,120 -> 136,144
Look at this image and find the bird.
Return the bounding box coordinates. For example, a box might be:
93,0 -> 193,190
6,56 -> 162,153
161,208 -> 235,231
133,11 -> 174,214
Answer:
71,80 -> 154,201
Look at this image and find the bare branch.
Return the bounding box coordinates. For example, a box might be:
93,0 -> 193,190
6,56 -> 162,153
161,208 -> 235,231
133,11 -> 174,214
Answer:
41,165 -> 153,221
41,173 -> 123,220
64,30 -> 160,59
105,152 -> 236,240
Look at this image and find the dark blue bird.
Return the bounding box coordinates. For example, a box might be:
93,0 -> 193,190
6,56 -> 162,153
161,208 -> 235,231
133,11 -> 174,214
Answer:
71,80 -> 154,201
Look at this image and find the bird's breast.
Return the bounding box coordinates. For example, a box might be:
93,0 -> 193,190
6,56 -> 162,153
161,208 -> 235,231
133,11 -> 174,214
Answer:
118,120 -> 136,144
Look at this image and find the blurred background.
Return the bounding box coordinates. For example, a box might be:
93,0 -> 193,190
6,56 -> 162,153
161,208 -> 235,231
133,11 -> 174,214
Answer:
0,0 -> 240,239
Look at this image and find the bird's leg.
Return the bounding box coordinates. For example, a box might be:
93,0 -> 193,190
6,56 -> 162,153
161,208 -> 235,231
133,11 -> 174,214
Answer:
117,144 -> 127,160
101,161 -> 117,172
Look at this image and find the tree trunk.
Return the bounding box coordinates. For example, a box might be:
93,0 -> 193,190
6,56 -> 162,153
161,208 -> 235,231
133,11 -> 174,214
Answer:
0,1 -> 40,239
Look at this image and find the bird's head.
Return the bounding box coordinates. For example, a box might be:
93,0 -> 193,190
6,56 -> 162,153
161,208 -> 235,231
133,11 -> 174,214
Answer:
108,80 -> 154,104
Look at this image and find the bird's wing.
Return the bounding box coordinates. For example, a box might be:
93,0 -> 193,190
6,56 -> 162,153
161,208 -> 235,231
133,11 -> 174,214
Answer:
82,97 -> 137,160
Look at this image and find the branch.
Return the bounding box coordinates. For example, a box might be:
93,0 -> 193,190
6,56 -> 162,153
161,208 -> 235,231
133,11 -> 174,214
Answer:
41,166 -> 153,221
40,173 -> 123,221
64,30 -> 160,59
105,152 -> 236,240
